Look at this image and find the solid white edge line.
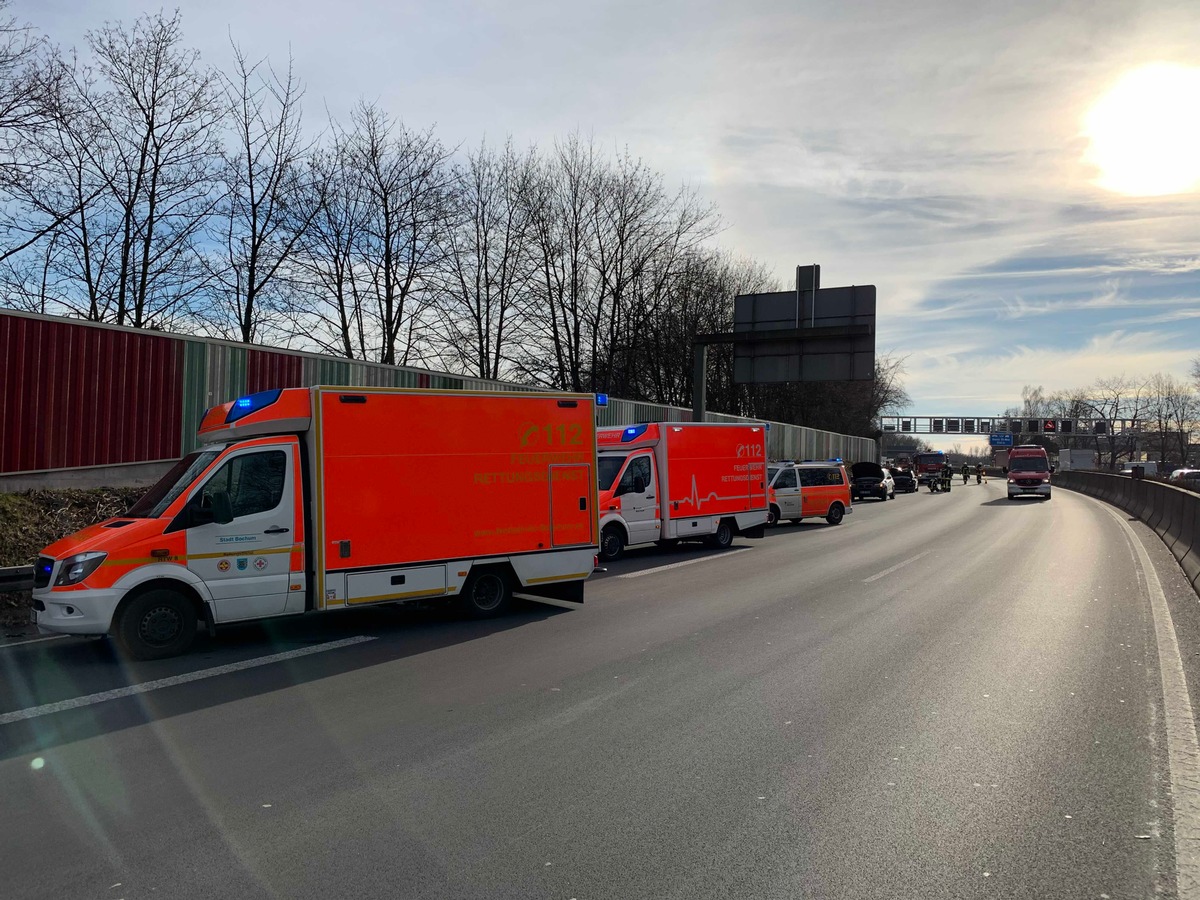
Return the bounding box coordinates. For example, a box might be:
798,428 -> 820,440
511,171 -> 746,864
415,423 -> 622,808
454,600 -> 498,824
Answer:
863,549 -> 933,583
617,547 -> 752,579
0,634 -> 69,649
0,635 -> 376,726
1098,502 -> 1200,897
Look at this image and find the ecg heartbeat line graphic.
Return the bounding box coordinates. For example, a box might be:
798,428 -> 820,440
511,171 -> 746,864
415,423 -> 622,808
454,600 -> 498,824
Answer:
673,475 -> 745,511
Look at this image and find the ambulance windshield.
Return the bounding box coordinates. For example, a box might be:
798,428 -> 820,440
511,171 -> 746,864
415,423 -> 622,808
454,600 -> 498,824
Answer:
598,453 -> 629,491
125,448 -> 222,518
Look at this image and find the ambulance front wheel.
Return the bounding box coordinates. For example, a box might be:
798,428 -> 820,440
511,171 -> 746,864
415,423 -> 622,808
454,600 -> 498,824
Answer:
461,569 -> 512,618
113,588 -> 198,660
599,526 -> 625,562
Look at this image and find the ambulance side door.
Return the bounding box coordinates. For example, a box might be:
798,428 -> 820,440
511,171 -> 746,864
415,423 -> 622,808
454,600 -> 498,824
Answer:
182,439 -> 299,622
774,467 -> 801,518
617,454 -> 658,545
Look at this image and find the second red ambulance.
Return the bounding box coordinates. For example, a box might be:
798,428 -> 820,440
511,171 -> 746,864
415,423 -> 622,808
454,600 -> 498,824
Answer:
596,422 -> 769,561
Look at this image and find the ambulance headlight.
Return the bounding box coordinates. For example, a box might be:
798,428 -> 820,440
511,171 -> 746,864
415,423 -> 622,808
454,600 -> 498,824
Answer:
54,551 -> 107,586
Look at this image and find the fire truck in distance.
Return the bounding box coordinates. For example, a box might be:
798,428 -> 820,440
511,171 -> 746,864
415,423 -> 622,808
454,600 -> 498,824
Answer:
595,422 -> 769,561
913,450 -> 947,485
31,387 -> 599,659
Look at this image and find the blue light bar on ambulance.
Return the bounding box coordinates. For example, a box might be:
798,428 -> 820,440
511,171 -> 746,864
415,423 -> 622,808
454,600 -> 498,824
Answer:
595,393 -> 609,407
800,458 -> 843,464
225,389 -> 283,424
621,424 -> 649,442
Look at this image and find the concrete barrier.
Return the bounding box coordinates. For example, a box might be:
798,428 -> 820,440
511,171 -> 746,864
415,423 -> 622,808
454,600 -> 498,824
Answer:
1054,471 -> 1200,595
1156,488 -> 1184,543
1173,498 -> 1198,562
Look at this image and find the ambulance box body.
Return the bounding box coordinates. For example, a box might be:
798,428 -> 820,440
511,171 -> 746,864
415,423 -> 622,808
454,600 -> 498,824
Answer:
32,387 -> 598,658
594,422 -> 768,560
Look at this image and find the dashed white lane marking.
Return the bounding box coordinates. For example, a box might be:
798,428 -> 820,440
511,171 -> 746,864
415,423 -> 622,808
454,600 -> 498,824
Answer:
1099,502 -> 1200,897
0,634 -> 68,649
617,548 -> 753,579
0,635 -> 376,726
863,550 -> 932,583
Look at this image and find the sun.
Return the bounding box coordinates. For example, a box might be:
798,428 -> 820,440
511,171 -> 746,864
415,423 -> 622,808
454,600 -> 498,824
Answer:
1083,62 -> 1200,196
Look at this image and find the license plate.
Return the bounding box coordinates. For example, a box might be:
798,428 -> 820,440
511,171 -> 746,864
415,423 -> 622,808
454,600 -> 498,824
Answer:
29,608 -> 37,624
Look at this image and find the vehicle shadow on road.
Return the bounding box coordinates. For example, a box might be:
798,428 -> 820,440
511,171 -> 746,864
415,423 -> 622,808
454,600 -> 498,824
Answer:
0,601 -> 568,761
978,497 -> 1051,507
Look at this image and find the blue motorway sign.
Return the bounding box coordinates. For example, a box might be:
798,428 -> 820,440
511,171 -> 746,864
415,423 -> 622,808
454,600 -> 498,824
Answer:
989,432 -> 1014,447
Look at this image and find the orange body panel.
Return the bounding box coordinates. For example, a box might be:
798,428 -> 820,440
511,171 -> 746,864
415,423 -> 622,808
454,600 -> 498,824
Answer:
317,390 -> 597,569
658,424 -> 767,517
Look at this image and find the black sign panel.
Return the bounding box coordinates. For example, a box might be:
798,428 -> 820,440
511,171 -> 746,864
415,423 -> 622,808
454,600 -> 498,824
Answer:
732,285 -> 876,383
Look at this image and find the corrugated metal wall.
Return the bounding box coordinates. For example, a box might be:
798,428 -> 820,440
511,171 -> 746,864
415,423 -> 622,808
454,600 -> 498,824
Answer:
0,309 -> 877,473
0,313 -> 182,473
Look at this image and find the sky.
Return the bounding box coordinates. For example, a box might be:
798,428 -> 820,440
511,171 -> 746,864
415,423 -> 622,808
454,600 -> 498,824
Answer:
19,0 -> 1200,449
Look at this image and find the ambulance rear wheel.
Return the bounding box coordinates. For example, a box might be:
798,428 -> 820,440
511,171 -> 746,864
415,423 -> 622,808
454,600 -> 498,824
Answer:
599,526 -> 625,562
705,520 -> 734,549
461,570 -> 511,618
114,588 -> 197,660
826,503 -> 845,526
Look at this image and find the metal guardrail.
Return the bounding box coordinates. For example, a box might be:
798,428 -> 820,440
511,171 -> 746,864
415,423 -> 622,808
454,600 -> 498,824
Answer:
0,565 -> 33,593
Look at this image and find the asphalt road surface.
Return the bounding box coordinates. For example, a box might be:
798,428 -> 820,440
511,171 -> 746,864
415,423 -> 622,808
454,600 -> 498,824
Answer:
4,479 -> 1200,899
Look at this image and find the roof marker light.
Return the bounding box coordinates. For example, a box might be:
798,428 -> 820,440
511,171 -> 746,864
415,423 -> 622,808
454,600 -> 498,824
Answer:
621,424 -> 649,442
225,389 -> 283,424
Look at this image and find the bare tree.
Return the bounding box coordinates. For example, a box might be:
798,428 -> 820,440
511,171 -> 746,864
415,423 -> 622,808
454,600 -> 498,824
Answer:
1147,373 -> 1199,466
209,43 -> 316,343
521,133 -> 601,390
345,101 -> 455,365
0,3 -> 88,268
286,138 -> 369,358
432,139 -> 538,379
587,148 -> 720,397
74,11 -> 223,328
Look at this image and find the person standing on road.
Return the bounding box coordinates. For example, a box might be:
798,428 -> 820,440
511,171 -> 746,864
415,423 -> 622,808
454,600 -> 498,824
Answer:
961,463 -> 969,484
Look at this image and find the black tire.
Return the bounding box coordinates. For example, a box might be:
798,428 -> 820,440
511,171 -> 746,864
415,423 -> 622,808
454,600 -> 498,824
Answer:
460,569 -> 511,617
889,490 -> 896,500
767,504 -> 780,527
706,520 -> 735,549
114,588 -> 198,660
826,503 -> 845,525
599,525 -> 625,562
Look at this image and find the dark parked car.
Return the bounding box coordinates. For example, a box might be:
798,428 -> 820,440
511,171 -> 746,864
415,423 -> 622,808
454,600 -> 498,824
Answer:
851,461 -> 895,501
891,468 -> 918,493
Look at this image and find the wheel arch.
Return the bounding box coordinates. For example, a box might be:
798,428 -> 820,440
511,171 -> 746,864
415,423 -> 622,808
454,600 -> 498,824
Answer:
114,578 -> 212,636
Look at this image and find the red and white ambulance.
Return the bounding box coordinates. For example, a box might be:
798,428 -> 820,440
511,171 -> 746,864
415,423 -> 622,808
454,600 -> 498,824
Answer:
31,387 -> 599,658
595,422 -> 769,560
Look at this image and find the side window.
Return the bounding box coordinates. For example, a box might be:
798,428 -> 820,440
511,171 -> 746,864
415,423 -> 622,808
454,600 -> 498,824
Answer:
776,468 -> 797,489
619,455 -> 652,494
203,450 -> 287,519
825,468 -> 844,486
796,469 -> 817,487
